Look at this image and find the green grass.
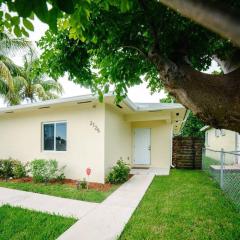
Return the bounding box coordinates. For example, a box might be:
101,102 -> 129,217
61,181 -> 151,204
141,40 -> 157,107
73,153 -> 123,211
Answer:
0,205 -> 76,240
119,170 -> 240,240
0,181 -> 118,203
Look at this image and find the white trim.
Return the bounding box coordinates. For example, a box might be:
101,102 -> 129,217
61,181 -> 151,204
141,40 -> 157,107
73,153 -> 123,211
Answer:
0,94 -> 185,115
170,124 -> 173,166
42,121 -> 67,152
200,125 -> 211,132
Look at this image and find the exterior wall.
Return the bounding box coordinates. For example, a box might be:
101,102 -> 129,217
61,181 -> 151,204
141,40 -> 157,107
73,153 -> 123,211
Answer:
0,103 -> 106,183
205,128 -> 237,163
206,128 -> 236,151
131,121 -> 172,169
104,105 -> 132,175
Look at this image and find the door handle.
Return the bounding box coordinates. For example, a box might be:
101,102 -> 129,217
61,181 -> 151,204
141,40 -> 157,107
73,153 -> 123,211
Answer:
148,145 -> 151,151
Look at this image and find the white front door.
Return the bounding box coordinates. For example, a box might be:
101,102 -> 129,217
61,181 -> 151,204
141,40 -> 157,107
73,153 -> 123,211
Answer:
133,128 -> 151,165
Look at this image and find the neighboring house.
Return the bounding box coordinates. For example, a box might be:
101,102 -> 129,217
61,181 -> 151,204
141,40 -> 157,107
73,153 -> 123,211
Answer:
201,126 -> 240,164
0,94 -> 187,183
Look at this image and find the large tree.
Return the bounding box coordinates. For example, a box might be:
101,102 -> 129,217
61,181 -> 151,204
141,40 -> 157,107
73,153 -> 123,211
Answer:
1,0 -> 240,131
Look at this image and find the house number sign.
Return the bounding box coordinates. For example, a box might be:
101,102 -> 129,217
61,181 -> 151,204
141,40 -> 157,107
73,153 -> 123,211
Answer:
90,121 -> 100,133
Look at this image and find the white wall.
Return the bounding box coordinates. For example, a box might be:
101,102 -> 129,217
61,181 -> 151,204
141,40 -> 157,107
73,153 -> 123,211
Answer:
205,128 -> 237,163
104,104 -> 132,175
0,103 -> 106,183
206,128 -> 236,152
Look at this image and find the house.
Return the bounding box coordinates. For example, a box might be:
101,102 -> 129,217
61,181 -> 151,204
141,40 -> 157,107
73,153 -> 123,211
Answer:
201,126 -> 240,164
0,94 -> 187,183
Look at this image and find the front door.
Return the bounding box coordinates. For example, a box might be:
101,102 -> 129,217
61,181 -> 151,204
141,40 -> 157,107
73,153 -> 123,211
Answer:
133,128 -> 151,165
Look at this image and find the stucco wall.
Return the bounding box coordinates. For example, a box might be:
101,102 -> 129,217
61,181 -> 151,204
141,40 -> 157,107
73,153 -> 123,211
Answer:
205,128 -> 237,163
131,121 -> 172,169
206,128 -> 236,151
104,105 -> 132,175
0,103 -> 106,183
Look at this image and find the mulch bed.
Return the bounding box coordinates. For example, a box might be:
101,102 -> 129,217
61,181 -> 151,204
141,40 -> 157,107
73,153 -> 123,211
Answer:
1,177 -> 113,191
0,174 -> 133,192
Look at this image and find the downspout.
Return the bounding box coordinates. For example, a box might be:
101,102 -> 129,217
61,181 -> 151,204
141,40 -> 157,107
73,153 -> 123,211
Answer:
170,123 -> 175,168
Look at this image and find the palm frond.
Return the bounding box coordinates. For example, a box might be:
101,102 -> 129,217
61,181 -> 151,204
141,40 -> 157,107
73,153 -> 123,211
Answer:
0,32 -> 36,58
0,61 -> 14,91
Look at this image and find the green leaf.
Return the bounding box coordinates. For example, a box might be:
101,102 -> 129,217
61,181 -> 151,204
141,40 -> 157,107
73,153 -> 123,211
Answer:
5,13 -> 11,20
14,25 -> 22,37
21,27 -> 30,37
104,84 -> 109,93
48,7 -> 59,32
11,16 -> 20,25
56,0 -> 75,14
33,0 -> 48,23
15,0 -> 33,18
98,91 -> 103,102
23,19 -> 34,31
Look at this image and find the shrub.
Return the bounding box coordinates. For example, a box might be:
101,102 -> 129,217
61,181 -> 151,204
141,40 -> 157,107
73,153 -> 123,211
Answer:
107,160 -> 130,184
30,159 -> 65,183
12,161 -> 29,178
80,178 -> 87,189
0,159 -> 14,180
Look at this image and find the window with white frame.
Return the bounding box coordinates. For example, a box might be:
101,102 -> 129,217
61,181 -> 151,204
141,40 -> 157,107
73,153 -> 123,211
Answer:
42,122 -> 67,151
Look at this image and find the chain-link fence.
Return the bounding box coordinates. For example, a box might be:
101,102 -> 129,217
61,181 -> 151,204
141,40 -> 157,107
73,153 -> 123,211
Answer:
202,148 -> 240,211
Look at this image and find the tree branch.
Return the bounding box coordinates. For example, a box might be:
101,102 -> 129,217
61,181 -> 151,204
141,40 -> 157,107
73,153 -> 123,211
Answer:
159,0 -> 240,47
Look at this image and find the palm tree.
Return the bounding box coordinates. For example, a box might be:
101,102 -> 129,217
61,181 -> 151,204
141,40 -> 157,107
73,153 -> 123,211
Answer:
17,54 -> 63,103
0,32 -> 33,105
0,33 -> 63,105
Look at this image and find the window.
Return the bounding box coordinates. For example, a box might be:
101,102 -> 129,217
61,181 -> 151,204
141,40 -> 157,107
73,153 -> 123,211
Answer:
215,129 -> 221,137
221,129 -> 226,136
42,122 -> 67,151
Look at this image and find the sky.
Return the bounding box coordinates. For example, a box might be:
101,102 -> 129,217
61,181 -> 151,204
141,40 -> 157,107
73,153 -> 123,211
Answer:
0,18 -> 219,108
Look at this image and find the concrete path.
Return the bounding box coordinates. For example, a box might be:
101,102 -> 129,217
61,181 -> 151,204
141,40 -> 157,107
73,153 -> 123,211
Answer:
58,174 -> 154,240
0,187 -> 98,219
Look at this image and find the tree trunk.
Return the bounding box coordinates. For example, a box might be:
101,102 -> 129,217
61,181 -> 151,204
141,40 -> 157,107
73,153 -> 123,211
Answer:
151,54 -> 240,132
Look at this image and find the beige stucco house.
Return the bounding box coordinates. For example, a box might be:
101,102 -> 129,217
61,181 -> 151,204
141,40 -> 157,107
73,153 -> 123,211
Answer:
201,126 -> 240,164
0,94 -> 187,183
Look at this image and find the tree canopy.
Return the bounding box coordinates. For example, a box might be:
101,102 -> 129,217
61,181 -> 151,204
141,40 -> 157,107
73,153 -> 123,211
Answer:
1,0 -> 240,132
181,112 -> 205,138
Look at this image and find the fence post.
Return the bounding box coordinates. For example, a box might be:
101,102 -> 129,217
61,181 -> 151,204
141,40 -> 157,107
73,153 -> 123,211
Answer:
220,149 -> 225,189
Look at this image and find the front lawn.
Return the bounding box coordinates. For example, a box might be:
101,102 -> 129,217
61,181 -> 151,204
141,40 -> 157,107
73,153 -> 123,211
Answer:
119,170 -> 240,240
0,205 -> 76,240
0,181 -> 118,203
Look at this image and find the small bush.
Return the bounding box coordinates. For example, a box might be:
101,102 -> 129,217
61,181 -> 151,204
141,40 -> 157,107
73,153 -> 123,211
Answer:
30,159 -> 65,183
107,160 -> 130,184
0,159 -> 14,180
80,178 -> 87,189
12,161 -> 28,178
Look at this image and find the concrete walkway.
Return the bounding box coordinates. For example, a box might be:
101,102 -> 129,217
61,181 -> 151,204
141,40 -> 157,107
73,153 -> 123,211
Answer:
0,187 -> 98,219
58,174 -> 154,240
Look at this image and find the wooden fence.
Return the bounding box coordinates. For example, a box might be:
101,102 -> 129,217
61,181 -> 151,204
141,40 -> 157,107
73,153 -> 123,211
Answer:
172,137 -> 204,169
